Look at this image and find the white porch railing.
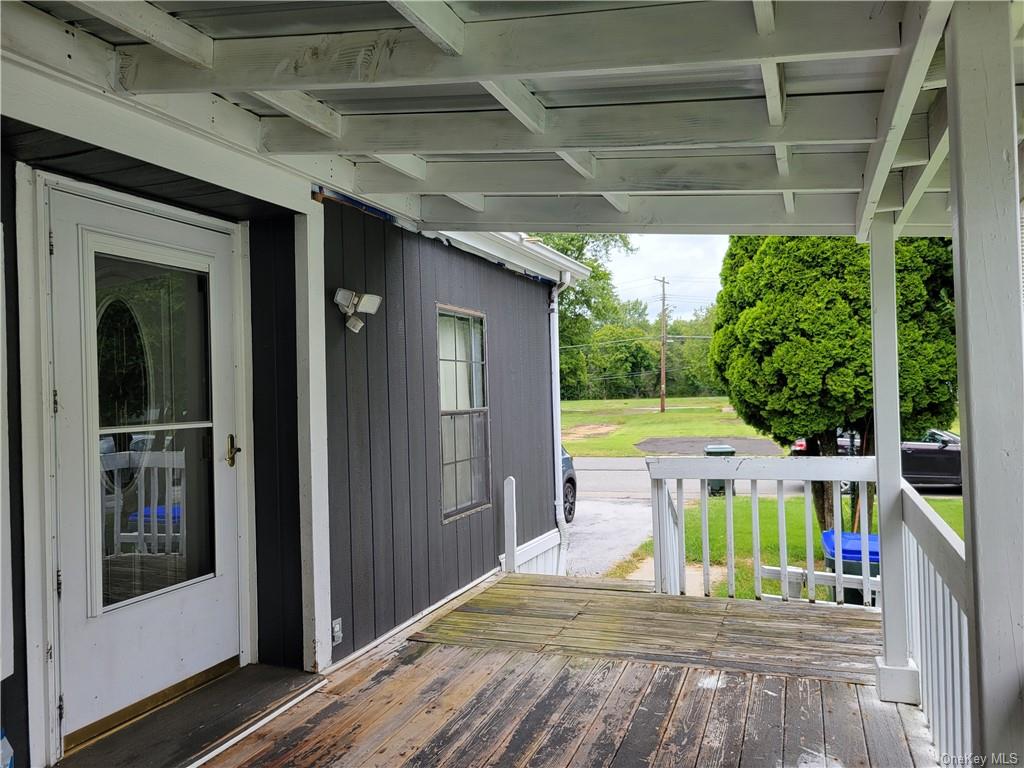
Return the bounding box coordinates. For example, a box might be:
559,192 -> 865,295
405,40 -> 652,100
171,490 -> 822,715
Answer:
902,480 -> 971,759
647,456 -> 878,604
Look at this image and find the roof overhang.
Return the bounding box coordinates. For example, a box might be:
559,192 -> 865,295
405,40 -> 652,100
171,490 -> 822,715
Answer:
3,0 -> 1022,240
425,231 -> 590,284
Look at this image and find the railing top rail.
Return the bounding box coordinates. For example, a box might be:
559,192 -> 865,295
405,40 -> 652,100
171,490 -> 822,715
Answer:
646,455 -> 877,481
901,479 -> 969,607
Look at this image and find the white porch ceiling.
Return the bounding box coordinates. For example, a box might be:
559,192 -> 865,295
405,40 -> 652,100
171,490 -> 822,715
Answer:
10,0 -> 1024,236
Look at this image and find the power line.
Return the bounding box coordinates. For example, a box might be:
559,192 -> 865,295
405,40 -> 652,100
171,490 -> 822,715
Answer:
561,334 -> 711,350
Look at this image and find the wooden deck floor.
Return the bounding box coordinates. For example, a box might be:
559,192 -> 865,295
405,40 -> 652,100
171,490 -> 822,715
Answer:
209,574 -> 938,768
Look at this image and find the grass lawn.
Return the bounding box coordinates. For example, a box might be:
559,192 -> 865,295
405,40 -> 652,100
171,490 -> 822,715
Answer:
605,493 -> 965,600
561,396 -> 761,457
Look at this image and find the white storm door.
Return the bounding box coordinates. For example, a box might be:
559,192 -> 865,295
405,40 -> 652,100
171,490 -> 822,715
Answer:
49,188 -> 240,739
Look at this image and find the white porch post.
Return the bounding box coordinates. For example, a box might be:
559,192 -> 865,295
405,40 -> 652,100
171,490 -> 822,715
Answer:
295,203 -> 334,673
869,215 -> 920,704
946,1 -> 1024,754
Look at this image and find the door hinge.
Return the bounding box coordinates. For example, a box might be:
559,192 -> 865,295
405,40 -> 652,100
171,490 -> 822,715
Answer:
48,230 -> 54,257
56,569 -> 62,599
58,694 -> 64,722
52,389 -> 59,415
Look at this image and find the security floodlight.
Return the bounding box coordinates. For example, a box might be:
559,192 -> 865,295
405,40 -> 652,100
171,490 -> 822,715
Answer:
355,293 -> 382,315
345,315 -> 365,334
334,287 -> 357,315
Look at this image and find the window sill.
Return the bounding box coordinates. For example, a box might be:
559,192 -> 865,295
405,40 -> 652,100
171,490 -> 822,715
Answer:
442,503 -> 492,525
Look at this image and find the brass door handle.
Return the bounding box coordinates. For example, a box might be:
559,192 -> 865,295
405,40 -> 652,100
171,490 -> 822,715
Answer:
226,434 -> 242,467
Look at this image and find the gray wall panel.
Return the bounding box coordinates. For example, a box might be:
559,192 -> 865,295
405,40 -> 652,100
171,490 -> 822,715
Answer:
325,203 -> 555,662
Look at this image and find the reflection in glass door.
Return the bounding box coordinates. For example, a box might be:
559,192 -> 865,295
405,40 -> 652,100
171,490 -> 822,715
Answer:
95,254 -> 215,606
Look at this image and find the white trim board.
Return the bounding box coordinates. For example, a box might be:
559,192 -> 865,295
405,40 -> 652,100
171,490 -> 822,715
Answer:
498,529 -> 562,572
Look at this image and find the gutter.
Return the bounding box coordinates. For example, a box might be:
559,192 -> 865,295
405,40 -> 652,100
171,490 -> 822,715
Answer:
549,270 -> 572,575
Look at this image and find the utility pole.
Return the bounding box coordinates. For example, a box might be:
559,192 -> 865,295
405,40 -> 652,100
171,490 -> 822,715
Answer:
655,277 -> 669,412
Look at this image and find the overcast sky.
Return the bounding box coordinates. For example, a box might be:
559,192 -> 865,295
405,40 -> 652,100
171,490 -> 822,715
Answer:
605,235 -> 729,321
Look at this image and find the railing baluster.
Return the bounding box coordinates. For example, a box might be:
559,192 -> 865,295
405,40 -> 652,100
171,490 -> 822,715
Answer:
803,480 -> 814,602
858,480 -> 870,605
700,478 -> 710,597
650,478 -> 663,593
725,479 -> 735,598
676,479 -> 686,596
751,479 -> 761,599
776,480 -> 788,600
832,480 -> 844,604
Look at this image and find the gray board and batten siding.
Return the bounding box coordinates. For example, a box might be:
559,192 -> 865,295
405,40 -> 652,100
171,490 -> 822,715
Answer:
323,201 -> 557,662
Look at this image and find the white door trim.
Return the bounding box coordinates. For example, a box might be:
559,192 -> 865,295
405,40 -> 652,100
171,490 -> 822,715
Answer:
16,167 -> 257,764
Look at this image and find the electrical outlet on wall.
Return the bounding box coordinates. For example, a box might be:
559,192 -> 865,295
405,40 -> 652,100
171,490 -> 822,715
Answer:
332,618 -> 343,645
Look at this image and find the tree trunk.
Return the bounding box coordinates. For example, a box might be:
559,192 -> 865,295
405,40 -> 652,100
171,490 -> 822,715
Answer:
809,430 -> 838,532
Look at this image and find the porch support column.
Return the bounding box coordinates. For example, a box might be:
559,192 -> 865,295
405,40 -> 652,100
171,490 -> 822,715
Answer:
946,1 -> 1024,753
295,203 -> 333,673
869,214 -> 919,704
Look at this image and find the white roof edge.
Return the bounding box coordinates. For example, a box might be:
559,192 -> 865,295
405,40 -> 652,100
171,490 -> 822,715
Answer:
424,230 -> 591,283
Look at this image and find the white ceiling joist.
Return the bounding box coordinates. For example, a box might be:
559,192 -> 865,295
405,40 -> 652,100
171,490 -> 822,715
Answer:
115,2 -> 901,94
556,151 -> 597,180
354,153 -> 867,196
387,0 -> 465,56
251,90 -> 344,139
259,92 -> 881,155
854,1 -> 952,240
75,0 -> 212,69
371,154 -> 428,180
445,193 -> 486,212
420,194 -> 860,235
479,80 -> 547,135
895,91 -> 948,234
419,192 -> 954,236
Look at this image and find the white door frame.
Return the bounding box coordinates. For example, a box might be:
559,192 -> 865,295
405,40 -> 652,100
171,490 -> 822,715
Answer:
15,167 -> 258,765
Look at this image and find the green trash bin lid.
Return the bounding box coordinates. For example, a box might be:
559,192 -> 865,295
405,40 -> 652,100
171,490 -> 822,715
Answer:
704,444 -> 736,456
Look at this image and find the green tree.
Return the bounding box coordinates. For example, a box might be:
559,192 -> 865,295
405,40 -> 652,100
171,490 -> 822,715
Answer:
530,233 -> 635,398
665,305 -> 723,397
612,298 -> 651,329
588,325 -> 660,399
710,235 -> 957,530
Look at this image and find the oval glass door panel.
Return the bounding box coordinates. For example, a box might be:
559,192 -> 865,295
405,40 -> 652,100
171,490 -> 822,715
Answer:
95,253 -> 214,607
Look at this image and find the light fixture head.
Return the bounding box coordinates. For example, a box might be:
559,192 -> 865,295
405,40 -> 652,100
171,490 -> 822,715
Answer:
355,293 -> 382,315
345,315 -> 365,334
334,287 -> 357,315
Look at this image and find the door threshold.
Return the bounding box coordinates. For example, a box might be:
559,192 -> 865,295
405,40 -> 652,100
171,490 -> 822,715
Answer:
56,665 -> 322,768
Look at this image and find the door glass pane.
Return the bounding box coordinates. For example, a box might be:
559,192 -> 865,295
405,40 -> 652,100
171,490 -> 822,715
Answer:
100,427 -> 214,606
95,254 -> 211,428
96,254 -> 215,607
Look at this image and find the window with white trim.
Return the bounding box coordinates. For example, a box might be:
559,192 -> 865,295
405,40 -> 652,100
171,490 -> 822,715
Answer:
438,309 -> 490,522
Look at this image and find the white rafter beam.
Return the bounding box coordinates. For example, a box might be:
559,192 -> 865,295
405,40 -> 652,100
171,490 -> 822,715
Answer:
445,193 -> 486,212
76,0 -> 213,68
355,152 -> 866,195
752,0 -> 776,35
601,193 -> 630,213
259,92 -> 881,155
387,0 -> 465,55
370,153 -> 427,180
556,150 -> 597,179
115,2 -> 902,94
479,79 -> 546,134
418,193 -> 954,236
251,90 -> 343,139
854,1 -> 952,240
895,91 -> 948,234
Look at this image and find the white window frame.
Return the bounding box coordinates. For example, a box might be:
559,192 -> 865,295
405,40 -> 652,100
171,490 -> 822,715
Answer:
437,304 -> 492,524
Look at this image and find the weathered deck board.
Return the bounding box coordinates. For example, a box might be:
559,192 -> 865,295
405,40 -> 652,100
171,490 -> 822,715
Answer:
412,576 -> 883,684
206,576 -> 928,768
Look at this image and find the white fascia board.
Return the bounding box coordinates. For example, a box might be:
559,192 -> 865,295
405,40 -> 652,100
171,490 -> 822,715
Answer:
426,230 -> 590,283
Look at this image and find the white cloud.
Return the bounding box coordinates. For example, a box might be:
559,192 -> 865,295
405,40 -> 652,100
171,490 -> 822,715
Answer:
606,235 -> 729,321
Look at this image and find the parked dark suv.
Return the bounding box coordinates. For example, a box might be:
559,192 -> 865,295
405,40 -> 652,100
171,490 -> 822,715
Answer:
791,428 -> 961,488
561,445 -> 577,522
